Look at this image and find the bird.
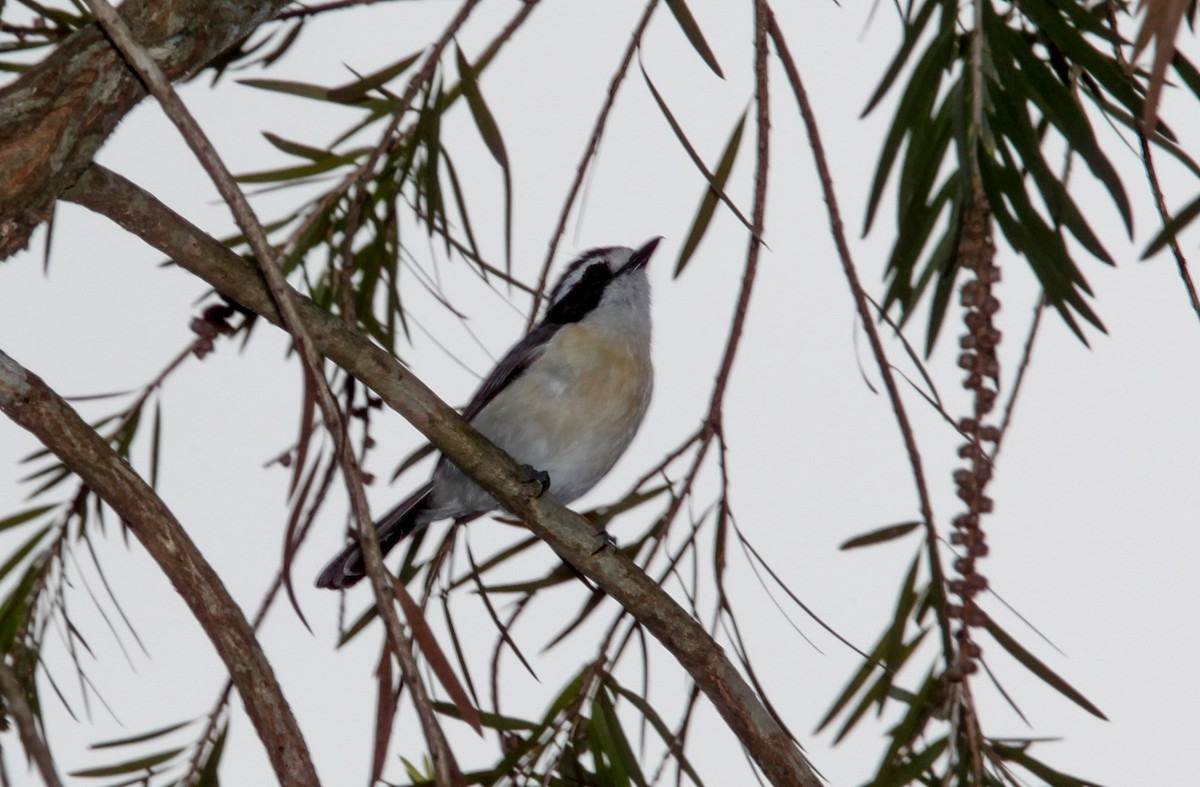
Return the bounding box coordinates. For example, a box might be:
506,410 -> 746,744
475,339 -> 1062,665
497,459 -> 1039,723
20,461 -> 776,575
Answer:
316,238 -> 661,589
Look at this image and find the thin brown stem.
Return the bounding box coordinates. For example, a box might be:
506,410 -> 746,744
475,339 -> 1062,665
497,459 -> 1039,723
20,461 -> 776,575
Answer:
67,161 -> 823,787
83,0 -> 460,782
638,0 -> 773,569
1102,5 -> 1199,321
993,296 -> 1045,463
0,660 -> 64,787
708,33 -> 768,424
527,0 -> 659,326
767,10 -> 953,659
0,22 -> 70,40
1137,133 -> 1199,320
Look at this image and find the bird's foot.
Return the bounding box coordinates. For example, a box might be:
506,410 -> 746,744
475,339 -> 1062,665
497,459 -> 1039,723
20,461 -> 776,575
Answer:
591,528 -> 617,556
518,464 -> 551,498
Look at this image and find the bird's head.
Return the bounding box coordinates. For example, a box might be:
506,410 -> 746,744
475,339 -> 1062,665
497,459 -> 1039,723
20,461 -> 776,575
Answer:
545,238 -> 661,326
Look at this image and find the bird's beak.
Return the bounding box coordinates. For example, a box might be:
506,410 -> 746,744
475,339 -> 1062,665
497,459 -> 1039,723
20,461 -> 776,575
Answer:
621,237 -> 662,274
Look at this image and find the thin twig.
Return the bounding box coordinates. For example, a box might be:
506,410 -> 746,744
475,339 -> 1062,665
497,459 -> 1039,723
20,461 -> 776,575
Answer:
1138,98 -> 1200,324
68,159 -> 825,787
639,0 -> 773,566
527,0 -> 659,326
180,456 -> 338,787
767,10 -> 953,660
993,295 -> 1045,465
707,14 -> 769,424
1103,6 -> 1200,324
0,22 -> 71,41
0,660 -> 64,787
82,1 -> 462,783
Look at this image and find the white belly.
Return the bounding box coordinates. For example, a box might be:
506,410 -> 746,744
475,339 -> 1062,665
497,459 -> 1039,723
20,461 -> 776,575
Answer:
425,323 -> 652,519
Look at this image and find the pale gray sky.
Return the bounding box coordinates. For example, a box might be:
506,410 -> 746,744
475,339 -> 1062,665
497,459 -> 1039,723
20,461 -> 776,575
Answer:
1,1 -> 1197,784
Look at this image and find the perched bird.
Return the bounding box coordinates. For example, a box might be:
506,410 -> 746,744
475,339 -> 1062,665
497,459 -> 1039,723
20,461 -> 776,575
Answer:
316,238 -> 661,589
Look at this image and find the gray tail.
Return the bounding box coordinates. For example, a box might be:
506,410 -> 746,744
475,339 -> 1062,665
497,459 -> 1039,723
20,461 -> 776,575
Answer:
314,483 -> 433,590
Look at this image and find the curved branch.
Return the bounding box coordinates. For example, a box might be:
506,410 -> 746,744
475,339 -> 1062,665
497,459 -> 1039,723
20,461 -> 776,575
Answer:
79,1 -> 464,781
0,0 -> 291,259
767,12 -> 954,659
65,163 -> 823,787
0,660 -> 65,787
0,349 -> 318,786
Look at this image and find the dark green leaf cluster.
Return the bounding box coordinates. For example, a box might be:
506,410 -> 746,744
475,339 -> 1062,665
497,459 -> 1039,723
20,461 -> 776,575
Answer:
391,669 -> 703,787
71,717 -> 228,787
826,529 -> 1106,785
867,0 -> 1200,351
229,43 -> 521,356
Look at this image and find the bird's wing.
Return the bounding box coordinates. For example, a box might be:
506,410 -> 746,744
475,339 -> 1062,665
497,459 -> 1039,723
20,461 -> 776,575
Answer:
317,323 -> 564,590
314,481 -> 433,589
460,322 -> 560,422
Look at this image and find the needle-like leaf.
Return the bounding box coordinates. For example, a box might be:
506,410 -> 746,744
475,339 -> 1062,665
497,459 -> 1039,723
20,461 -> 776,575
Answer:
663,0 -> 724,78
675,111 -> 746,277
985,617 -> 1107,720
840,521 -> 923,550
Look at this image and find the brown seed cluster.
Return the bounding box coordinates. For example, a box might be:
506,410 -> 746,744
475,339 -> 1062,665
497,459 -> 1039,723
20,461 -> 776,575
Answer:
946,195 -> 999,682
189,302 -> 238,358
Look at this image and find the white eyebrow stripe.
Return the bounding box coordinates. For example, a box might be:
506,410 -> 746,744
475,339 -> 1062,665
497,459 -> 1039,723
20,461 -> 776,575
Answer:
548,248 -> 619,307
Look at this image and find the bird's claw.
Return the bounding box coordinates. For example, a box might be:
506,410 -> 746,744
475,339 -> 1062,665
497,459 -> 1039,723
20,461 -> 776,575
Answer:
518,464 -> 551,498
591,528 -> 617,555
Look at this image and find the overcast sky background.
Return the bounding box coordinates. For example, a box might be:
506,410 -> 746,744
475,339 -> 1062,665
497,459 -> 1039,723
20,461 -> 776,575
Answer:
1,0 -> 1198,784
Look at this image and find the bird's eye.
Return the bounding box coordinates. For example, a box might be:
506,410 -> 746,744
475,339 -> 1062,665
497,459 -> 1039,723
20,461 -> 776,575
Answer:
583,262 -> 611,283
546,262 -> 614,324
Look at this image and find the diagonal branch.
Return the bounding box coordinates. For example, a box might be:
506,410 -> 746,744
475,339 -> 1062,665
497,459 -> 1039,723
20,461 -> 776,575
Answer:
64,162 -> 823,787
0,349 -> 318,787
0,660 -> 65,787
79,1 -> 463,782
0,0 -> 292,259
767,11 -> 954,659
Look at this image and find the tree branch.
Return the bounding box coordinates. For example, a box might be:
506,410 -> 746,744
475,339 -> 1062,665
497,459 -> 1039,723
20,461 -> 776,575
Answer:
64,162 -> 823,787
767,12 -> 954,659
0,660 -> 64,787
0,0 -> 291,259
0,348 -> 318,787
78,1 -> 465,781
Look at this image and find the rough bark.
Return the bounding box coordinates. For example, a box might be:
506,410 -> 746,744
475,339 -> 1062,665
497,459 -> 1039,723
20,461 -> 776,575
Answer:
0,347 -> 320,787
0,0 -> 289,259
